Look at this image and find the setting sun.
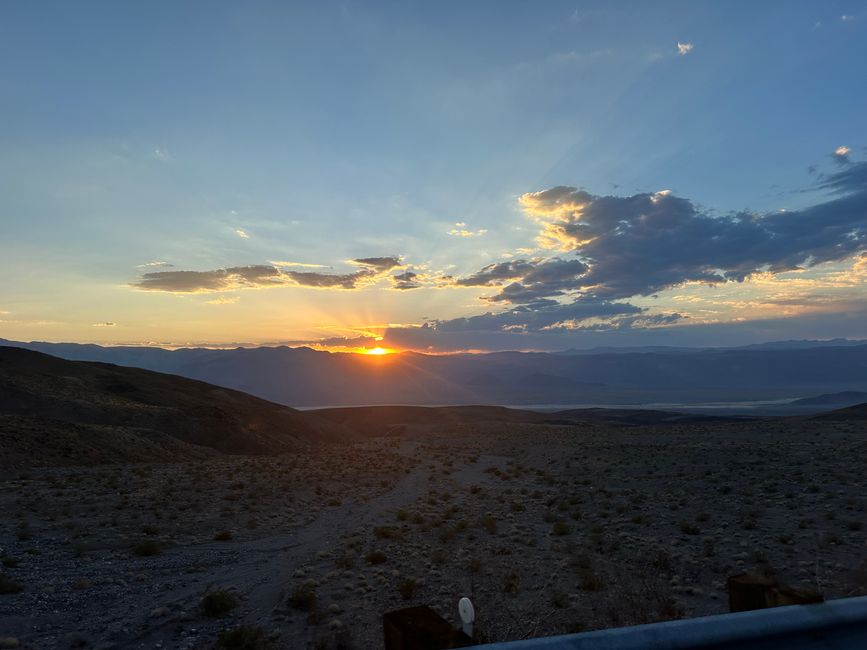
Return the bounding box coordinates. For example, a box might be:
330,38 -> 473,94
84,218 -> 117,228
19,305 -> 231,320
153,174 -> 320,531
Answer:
363,346 -> 393,356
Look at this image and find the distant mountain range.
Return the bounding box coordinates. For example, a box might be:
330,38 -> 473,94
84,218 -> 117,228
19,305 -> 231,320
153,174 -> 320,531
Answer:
3,344 -> 866,466
3,338 -> 867,408
558,339 -> 867,354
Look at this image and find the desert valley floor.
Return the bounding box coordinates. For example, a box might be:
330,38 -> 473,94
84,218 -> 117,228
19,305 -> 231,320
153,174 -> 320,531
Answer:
2,415 -> 867,649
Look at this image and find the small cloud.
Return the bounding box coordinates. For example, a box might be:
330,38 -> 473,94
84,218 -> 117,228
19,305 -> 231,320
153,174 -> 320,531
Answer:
351,256 -> 402,272
392,271 -> 421,290
835,145 -> 851,157
677,42 -> 694,56
92,322 -> 116,327
206,296 -> 240,305
153,148 -> 171,161
235,228 -> 250,239
841,14 -> 855,22
138,261 -> 174,268
270,261 -> 329,269
448,223 -> 488,238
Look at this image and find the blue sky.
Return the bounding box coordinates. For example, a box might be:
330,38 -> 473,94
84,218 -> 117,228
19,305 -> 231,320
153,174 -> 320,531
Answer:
1,1 -> 866,351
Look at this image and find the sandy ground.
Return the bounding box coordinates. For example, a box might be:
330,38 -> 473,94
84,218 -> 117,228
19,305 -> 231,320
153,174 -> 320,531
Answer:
1,418 -> 866,649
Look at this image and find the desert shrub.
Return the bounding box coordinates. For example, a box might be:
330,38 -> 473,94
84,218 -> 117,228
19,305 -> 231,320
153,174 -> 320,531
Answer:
847,521 -> 863,532
579,568 -> 604,591
679,521 -> 700,535
398,578 -> 417,600
550,589 -> 569,608
202,589 -> 238,617
503,569 -> 520,595
334,552 -> 355,570
1,558 -> 19,569
216,624 -> 271,649
132,540 -> 161,556
395,509 -> 409,521
16,522 -> 32,541
373,526 -> 400,540
289,583 -> 317,611
481,514 -> 498,535
214,530 -> 233,541
466,557 -> 482,573
141,525 -> 159,535
552,521 -> 571,536
702,538 -> 716,557
653,548 -> 672,572
365,550 -> 387,565
0,573 -> 24,594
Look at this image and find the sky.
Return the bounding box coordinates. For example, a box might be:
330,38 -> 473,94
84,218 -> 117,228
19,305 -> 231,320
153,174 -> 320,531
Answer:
1,1 -> 867,353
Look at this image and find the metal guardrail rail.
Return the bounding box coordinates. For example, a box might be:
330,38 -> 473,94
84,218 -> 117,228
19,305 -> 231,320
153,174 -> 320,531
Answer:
467,596 -> 867,649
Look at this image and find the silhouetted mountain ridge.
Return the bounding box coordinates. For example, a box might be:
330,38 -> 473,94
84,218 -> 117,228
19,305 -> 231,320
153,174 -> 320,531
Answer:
3,338 -> 867,407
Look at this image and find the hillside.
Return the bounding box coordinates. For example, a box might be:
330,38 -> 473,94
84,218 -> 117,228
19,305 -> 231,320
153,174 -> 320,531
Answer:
811,402 -> 867,421
0,346 -> 349,466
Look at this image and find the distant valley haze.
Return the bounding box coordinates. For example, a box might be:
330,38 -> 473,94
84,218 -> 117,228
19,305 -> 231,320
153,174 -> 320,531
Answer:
3,338 -> 867,412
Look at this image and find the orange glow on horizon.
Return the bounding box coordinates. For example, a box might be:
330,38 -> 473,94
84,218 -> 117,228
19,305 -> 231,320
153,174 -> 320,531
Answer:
363,346 -> 394,356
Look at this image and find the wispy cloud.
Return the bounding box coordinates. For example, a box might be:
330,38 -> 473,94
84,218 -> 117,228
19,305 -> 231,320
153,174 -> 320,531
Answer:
92,322 -> 116,327
206,296 -> 240,305
137,261 -> 174,269
448,222 -> 488,237
132,256 -> 404,293
235,228 -> 250,239
677,42 -> 694,56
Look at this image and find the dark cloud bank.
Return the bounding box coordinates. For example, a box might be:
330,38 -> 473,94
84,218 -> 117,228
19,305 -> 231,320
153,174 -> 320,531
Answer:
396,156 -> 867,348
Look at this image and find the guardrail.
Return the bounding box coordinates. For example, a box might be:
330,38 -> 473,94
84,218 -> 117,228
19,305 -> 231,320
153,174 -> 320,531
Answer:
467,595 -> 867,649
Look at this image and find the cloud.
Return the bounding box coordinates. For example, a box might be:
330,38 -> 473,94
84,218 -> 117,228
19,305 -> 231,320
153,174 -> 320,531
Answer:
516,159 -> 867,302
137,261 -> 174,268
448,222 -> 488,237
383,306 -> 867,353
270,261 -> 329,268
92,322 -> 116,327
677,42 -> 694,55
352,256 -> 402,271
429,299 -> 646,332
206,296 -> 240,305
454,260 -> 538,287
134,265 -> 284,293
835,145 -> 851,159
392,271 -> 421,290
235,228 -> 250,239
132,257 -> 404,293
483,258 -> 589,304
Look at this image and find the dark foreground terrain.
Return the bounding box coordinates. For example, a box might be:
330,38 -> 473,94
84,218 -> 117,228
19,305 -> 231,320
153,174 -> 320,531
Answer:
2,416 -> 866,648
1,348 -> 866,649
